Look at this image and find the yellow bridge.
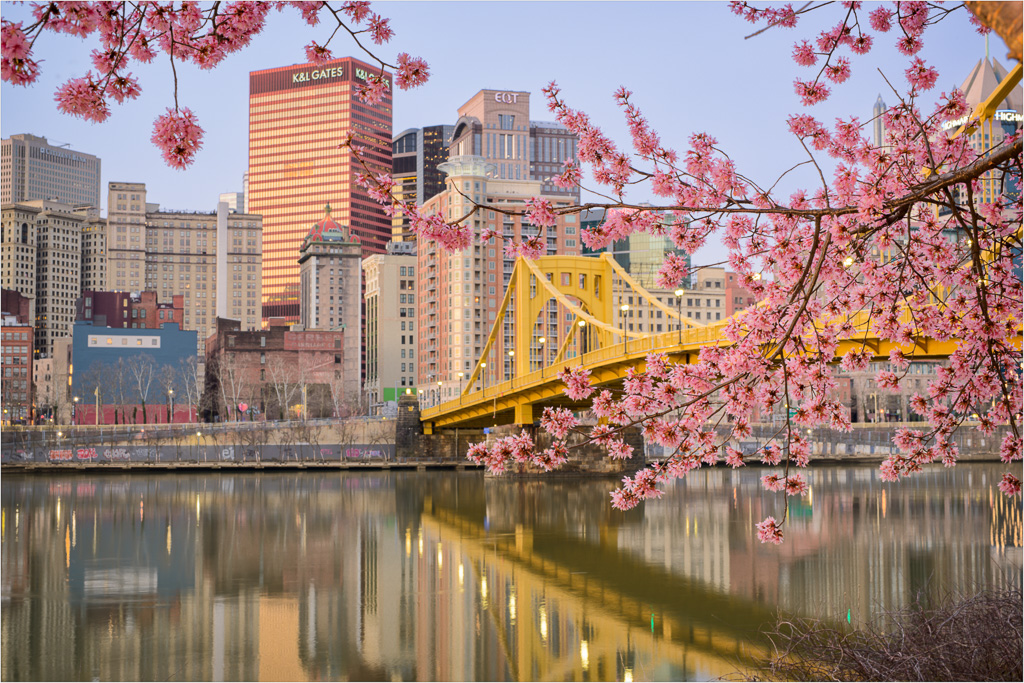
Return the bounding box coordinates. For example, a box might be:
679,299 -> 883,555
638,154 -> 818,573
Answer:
420,254 -> 982,432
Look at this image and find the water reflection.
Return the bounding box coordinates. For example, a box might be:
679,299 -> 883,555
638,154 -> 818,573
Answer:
1,464 -> 1020,681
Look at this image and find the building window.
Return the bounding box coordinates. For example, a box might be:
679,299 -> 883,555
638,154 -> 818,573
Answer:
334,354 -> 341,364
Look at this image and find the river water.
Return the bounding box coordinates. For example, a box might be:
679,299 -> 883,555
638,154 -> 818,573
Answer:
1,463 -> 1020,681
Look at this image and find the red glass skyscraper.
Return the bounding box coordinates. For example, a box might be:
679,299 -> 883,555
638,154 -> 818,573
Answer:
249,57 -> 392,323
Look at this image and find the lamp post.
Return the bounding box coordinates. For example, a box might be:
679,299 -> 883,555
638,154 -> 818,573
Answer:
457,372 -> 464,403
73,396 -> 79,426
621,304 -> 630,352
674,288 -> 685,345
480,362 -> 486,392
537,337 -> 545,372
507,349 -> 514,383
168,388 -> 174,424
577,319 -> 586,356
437,380 -> 442,407
94,386 -> 101,426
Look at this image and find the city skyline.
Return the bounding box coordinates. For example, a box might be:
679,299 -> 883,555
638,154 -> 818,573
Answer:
0,2 -> 1001,264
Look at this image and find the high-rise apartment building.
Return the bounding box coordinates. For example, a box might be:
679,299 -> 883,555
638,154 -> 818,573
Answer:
363,241 -> 417,414
417,158 -> 582,403
1,134 -> 102,207
1,199 -> 85,357
248,57 -> 393,323
297,206 -> 363,406
103,182 -> 263,354
391,125 -> 454,240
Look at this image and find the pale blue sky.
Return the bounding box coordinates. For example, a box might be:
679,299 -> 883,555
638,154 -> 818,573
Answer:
0,1 -> 1004,263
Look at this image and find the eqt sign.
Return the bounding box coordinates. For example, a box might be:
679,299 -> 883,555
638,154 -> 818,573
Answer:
494,92 -> 520,104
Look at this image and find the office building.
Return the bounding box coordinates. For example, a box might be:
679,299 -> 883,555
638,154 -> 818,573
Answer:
391,125 -> 454,240
1,134 -> 102,207
79,207 -> 107,291
248,57 -> 393,323
872,95 -> 887,148
1,199 -> 85,357
103,182 -> 263,354
219,191 -> 245,213
948,55 -> 1022,205
363,241 -> 417,414
297,206 -> 362,406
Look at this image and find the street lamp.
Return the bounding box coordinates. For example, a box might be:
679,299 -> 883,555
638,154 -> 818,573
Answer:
457,372 -> 464,401
73,396 -> 79,426
674,288 -> 685,345
481,362 -> 487,391
507,349 -> 514,382
437,380 -> 442,407
536,337 -> 546,371
168,388 -> 174,424
577,320 -> 586,356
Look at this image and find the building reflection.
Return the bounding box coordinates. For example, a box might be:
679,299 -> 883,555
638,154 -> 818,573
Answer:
2,464 -> 1020,681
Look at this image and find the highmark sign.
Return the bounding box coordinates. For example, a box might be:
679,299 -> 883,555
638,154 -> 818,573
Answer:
941,109 -> 1022,130
292,66 -> 345,84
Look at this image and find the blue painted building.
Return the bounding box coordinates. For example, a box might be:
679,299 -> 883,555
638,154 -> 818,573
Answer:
70,321 -> 198,424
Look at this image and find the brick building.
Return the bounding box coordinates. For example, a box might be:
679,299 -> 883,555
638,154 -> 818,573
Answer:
1,290 -> 33,423
76,291 -> 184,330
203,318 -> 347,422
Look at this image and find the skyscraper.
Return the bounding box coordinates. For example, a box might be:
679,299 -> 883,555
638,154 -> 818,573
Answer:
391,125 -> 454,241
248,57 -> 393,323
1,134 -> 102,208
872,95 -> 887,148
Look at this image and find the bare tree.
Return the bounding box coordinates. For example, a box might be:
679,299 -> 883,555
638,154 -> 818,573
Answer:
177,356 -> 203,423
158,364 -> 178,423
265,354 -> 300,421
125,354 -> 156,425
216,352 -> 250,423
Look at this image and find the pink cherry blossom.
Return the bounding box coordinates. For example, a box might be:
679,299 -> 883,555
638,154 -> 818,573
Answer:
558,366 -> 595,400
791,40 -> 817,66
305,41 -> 333,64
998,474 -> 1021,497
395,53 -> 429,90
525,197 -> 558,227
794,79 -> 830,105
756,516 -> 784,544
367,14 -> 393,44
151,107 -> 204,170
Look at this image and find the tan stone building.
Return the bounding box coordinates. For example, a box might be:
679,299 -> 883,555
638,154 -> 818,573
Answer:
1,199 -> 84,356
103,182 -> 263,355
363,242 -> 417,414
297,207 -> 362,407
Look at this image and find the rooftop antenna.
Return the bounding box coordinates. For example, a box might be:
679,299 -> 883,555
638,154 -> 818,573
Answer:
985,32 -> 989,62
